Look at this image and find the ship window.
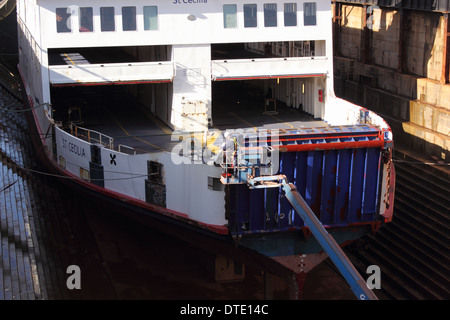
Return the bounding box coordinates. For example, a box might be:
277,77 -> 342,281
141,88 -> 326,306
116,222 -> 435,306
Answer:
144,6 -> 158,30
208,177 -> 223,191
304,2 -> 316,26
56,8 -> 72,33
264,3 -> 277,27
79,7 -> 93,32
243,4 -> 257,28
122,6 -> 137,31
223,4 -> 237,28
284,3 -> 297,26
100,7 -> 115,32
148,161 -> 163,183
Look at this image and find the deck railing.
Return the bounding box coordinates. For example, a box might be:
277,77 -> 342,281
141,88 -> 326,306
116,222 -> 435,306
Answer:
70,123 -> 114,150
68,122 -> 135,155
69,122 -> 137,155
118,144 -> 137,155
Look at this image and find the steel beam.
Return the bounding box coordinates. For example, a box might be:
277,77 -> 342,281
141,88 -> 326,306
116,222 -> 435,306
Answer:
398,8 -> 406,73
442,13 -> 450,84
332,1 -> 343,57
246,174 -> 379,300
361,5 -> 372,65
280,179 -> 378,300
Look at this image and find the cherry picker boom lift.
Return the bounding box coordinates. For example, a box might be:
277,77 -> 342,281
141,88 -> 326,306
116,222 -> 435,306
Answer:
247,174 -> 378,300
219,124 -> 394,299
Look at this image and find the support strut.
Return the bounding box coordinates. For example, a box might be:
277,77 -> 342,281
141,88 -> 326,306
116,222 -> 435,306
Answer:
248,175 -> 378,300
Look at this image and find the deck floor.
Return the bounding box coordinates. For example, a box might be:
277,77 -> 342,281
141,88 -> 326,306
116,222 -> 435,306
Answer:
212,82 -> 327,131
51,83 -> 327,154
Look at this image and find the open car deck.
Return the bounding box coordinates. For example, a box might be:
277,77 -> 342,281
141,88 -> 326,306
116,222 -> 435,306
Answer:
51,83 -> 328,155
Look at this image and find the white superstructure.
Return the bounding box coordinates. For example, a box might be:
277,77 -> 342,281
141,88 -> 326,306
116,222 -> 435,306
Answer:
18,0 -> 334,124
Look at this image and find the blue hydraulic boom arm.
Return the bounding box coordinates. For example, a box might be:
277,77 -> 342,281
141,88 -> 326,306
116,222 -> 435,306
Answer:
247,175 -> 378,300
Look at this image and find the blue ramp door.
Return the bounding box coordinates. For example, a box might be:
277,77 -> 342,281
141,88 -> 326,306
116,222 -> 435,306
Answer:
226,147 -> 382,236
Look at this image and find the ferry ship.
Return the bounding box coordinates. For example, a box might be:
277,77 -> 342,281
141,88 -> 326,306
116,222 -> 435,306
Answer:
15,0 -> 395,299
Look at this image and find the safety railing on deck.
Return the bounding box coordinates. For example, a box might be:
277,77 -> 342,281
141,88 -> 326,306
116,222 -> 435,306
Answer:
118,144 -> 137,155
69,122 -> 137,155
70,122 -> 114,149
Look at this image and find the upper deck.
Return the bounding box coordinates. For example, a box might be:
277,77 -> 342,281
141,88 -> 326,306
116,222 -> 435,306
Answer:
20,1 -> 333,84
18,1 -> 337,129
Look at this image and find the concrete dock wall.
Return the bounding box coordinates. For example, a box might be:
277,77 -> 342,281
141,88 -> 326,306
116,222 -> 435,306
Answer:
333,2 -> 450,160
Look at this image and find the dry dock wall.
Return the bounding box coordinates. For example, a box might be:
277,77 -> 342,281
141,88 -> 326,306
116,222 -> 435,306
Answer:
332,1 -> 450,160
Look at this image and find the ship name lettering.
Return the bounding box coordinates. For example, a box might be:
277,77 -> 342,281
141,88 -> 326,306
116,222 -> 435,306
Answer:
62,138 -> 86,158
173,0 -> 208,4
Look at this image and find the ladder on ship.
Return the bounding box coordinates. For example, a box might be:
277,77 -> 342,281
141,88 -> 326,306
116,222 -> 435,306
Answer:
248,174 -> 378,300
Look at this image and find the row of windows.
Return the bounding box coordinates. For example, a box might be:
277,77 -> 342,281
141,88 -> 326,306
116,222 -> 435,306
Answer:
56,6 -> 158,33
224,3 -> 317,29
56,3 -> 317,34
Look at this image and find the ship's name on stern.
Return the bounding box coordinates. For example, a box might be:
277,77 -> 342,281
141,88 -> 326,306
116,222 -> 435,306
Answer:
62,138 -> 86,158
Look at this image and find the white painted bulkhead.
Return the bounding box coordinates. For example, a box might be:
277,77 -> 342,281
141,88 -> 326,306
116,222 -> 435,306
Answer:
172,44 -> 212,132
54,126 -> 227,226
37,0 -> 333,48
147,152 -> 226,226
